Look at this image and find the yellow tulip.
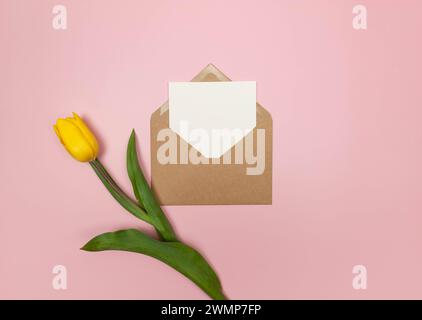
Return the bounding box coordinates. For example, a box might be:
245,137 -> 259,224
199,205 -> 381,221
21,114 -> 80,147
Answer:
54,112 -> 99,162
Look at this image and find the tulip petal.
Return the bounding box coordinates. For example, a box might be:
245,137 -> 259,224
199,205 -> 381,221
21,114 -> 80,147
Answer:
71,112 -> 99,157
56,118 -> 94,162
53,125 -> 65,145
66,116 -> 97,158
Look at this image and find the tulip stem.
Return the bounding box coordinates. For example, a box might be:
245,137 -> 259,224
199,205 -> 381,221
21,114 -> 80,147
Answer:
90,159 -> 151,224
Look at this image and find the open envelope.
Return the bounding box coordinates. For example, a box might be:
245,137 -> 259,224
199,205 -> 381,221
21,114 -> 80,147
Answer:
151,64 -> 272,205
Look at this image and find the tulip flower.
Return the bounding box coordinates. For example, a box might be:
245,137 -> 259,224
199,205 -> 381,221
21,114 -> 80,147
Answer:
53,113 -> 227,300
54,113 -> 99,162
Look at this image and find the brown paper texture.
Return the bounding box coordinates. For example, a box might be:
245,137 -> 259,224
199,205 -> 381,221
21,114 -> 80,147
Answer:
151,64 -> 272,205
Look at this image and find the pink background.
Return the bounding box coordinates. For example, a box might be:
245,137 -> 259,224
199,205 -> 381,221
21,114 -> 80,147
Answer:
1,0 -> 422,299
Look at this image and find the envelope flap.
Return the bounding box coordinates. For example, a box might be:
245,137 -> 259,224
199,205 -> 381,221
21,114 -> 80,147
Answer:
192,64 -> 231,82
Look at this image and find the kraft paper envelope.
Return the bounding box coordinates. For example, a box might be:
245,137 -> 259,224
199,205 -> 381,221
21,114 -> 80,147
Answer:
151,64 -> 272,205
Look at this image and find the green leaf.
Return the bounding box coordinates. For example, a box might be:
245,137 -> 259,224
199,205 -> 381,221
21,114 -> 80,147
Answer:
81,229 -> 226,300
127,130 -> 177,242
90,159 -> 151,224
